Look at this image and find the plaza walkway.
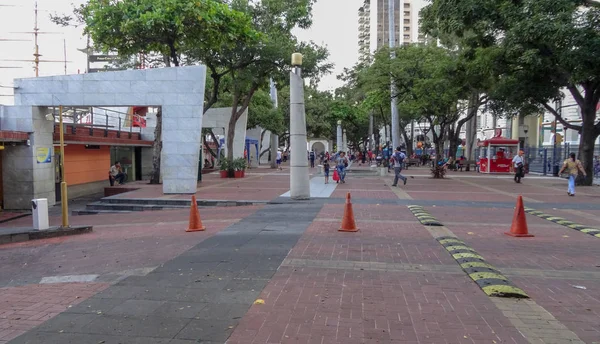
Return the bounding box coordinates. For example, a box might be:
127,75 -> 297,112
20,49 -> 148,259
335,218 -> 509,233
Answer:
1,165 -> 600,343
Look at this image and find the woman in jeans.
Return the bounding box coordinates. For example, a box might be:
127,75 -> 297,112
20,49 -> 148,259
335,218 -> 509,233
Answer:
336,151 -> 349,184
559,153 -> 586,196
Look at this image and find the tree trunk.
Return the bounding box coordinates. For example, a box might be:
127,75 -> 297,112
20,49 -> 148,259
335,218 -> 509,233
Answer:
465,92 -> 480,160
448,133 -> 460,160
429,121 -> 445,165
579,104 -> 598,186
400,125 -> 413,155
270,133 -> 278,168
258,128 -> 267,165
226,107 -> 238,161
465,114 -> 477,160
149,107 -> 162,184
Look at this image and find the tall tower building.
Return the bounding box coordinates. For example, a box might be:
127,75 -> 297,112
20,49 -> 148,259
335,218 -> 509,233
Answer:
358,0 -> 426,58
358,0 -> 371,64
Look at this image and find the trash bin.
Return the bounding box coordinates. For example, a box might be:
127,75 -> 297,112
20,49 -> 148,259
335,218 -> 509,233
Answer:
31,198 -> 49,230
553,165 -> 560,177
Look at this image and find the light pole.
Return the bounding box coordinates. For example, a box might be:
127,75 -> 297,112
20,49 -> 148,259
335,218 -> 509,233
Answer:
269,78 -> 279,169
389,0 -> 399,149
336,120 -> 343,152
58,105 -> 69,227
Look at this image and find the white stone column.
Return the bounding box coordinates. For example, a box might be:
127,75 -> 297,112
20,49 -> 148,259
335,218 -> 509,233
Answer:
343,129 -> 348,152
269,78 -> 279,168
289,53 -> 310,200
336,120 -> 343,153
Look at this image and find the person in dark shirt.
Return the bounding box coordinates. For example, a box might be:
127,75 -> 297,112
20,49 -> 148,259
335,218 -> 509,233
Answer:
323,160 -> 330,184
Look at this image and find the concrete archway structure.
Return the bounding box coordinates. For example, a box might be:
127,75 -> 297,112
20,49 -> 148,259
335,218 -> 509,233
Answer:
308,139 -> 330,155
12,66 -> 207,195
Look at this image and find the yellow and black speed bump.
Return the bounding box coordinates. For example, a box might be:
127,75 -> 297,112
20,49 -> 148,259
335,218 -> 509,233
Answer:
407,205 -> 443,226
524,208 -> 600,239
437,237 -> 529,298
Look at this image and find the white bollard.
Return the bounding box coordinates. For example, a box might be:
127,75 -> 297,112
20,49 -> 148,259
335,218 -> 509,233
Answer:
317,165 -> 323,175
32,198 -> 49,230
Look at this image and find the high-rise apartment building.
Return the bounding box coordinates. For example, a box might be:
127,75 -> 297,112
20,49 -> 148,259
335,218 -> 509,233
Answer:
358,0 -> 427,61
358,0 -> 371,64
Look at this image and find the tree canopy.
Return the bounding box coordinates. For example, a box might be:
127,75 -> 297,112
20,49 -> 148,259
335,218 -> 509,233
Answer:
422,0 -> 600,184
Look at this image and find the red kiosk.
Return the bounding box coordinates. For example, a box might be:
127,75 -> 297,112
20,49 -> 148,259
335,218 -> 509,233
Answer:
478,135 -> 520,174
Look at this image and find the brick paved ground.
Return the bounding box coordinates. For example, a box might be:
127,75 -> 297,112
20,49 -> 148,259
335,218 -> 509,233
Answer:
110,166 -> 294,201
228,206 -> 529,344
433,203 -> 600,341
4,166 -> 600,343
0,283 -> 109,344
0,206 -> 261,343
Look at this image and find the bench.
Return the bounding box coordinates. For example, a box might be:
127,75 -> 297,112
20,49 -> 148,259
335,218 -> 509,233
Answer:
406,158 -> 420,167
403,158 -> 420,169
456,160 -> 477,171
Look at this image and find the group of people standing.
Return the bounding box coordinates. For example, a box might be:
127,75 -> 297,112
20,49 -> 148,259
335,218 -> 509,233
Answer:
322,151 -> 349,184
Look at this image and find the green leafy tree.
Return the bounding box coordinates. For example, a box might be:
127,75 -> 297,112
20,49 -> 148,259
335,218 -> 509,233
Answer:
276,85 -> 337,149
369,45 -> 464,161
359,59 -> 421,154
75,0 -> 256,184
423,0 -> 600,184
185,0 -> 332,160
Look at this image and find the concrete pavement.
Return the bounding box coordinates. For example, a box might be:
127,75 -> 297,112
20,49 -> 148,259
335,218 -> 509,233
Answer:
2,165 -> 600,343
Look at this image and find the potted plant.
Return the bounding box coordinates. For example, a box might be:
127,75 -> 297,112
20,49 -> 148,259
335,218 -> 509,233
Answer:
240,158 -> 248,177
232,158 -> 247,178
218,158 -> 230,178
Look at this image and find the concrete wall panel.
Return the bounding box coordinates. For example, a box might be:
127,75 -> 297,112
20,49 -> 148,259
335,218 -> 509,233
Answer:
10,66 -> 207,196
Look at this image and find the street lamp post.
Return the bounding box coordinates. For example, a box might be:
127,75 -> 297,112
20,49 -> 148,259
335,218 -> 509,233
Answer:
58,105 -> 69,227
389,0 -> 399,149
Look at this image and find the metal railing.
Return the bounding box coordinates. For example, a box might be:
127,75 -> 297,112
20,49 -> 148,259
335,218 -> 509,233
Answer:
524,144 -> 600,176
51,106 -> 149,139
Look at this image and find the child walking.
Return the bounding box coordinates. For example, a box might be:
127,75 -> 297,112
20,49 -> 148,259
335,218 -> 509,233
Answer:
323,160 -> 330,184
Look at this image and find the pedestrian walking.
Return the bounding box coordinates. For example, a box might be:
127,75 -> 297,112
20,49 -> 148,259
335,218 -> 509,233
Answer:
276,149 -> 283,170
323,160 -> 330,184
559,153 -> 586,196
336,151 -> 349,184
309,150 -> 316,168
512,150 -> 525,183
390,147 -> 407,186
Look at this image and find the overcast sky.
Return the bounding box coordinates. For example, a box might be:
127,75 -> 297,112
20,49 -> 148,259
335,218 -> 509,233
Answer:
0,0 -> 362,104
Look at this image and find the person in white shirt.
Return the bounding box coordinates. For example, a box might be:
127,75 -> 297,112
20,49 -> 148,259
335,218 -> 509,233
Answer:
109,162 -> 125,186
512,150 -> 525,183
276,150 -> 282,170
391,147 -> 408,186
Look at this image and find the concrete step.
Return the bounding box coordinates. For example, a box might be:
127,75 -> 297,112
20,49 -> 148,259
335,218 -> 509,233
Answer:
86,202 -> 188,212
73,209 -> 133,216
102,198 -> 265,207
83,199 -> 269,213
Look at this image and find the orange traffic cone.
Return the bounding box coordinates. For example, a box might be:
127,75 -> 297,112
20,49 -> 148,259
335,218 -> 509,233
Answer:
505,195 -> 533,237
339,192 -> 359,232
186,195 -> 206,232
